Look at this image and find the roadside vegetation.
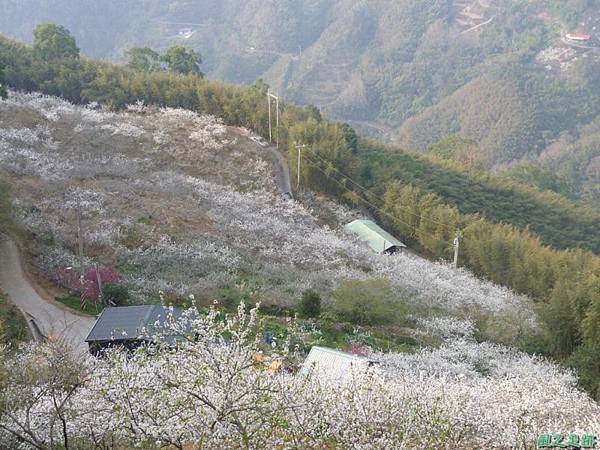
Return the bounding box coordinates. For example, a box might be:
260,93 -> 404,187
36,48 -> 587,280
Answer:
0,62 -> 6,99
0,168 -> 26,346
0,179 -> 9,232
54,296 -> 102,316
0,291 -> 28,345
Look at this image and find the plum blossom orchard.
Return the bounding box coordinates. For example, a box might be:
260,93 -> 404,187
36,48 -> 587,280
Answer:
1,305 -> 599,449
3,91 -> 596,448
0,90 -> 530,317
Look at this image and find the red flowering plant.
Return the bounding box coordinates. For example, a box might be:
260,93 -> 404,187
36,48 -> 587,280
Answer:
348,342 -> 371,357
53,266 -> 124,302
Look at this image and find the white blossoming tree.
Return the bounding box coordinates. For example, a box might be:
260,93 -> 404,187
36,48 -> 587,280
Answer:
2,305 -> 599,449
0,341 -> 87,449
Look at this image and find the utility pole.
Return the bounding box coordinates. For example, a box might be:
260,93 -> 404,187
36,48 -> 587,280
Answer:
295,143 -> 307,189
276,94 -> 279,149
77,202 -> 86,308
268,91 -> 272,143
94,263 -> 103,306
267,90 -> 280,148
453,230 -> 463,269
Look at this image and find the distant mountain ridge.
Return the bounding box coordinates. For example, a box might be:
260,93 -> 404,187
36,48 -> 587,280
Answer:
1,0 -> 600,203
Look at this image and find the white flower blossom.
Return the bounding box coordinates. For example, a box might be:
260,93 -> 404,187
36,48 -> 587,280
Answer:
1,308 -> 598,449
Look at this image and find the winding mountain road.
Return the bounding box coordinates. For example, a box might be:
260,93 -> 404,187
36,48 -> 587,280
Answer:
0,237 -> 94,352
0,132 -> 290,354
266,145 -> 293,195
233,127 -> 293,196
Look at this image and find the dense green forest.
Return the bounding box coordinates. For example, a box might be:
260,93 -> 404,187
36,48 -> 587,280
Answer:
1,27 -> 600,397
355,146 -> 600,253
1,0 -> 600,206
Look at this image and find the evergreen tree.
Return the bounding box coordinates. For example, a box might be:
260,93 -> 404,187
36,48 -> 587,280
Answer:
33,24 -> 79,61
542,278 -> 580,358
340,123 -> 358,153
383,182 -> 422,240
580,276 -> 600,348
126,47 -> 163,72
299,289 -> 321,318
305,104 -> 322,122
161,45 -> 202,76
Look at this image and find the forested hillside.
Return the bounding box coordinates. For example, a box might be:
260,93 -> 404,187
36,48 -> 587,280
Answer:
355,146 -> 600,253
2,0 -> 600,205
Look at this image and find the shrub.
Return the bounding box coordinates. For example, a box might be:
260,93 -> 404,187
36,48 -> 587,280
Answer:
317,311 -> 339,334
102,283 -> 130,306
217,287 -> 248,311
54,266 -> 123,301
568,343 -> 600,401
473,310 -> 539,349
0,178 -> 11,232
0,294 -> 29,344
298,289 -> 321,318
332,279 -> 398,326
260,303 -> 294,317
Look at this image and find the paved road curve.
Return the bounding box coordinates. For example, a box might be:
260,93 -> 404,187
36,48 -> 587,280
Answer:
0,237 -> 94,352
237,127 -> 292,196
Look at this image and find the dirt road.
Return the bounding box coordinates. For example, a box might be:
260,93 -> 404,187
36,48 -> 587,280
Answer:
266,146 -> 293,195
232,127 -> 293,196
0,237 -> 94,352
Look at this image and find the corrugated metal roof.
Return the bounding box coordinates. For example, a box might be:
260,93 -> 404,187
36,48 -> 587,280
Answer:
566,33 -> 592,41
300,346 -> 373,379
85,305 -> 182,342
345,219 -> 406,253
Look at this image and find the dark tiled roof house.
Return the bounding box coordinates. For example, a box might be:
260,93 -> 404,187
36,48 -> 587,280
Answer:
85,305 -> 184,355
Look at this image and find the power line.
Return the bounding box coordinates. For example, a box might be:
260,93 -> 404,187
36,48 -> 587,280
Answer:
308,150 -> 456,230
301,153 -> 458,251
304,149 -> 454,229
307,150 -> 373,193
306,150 -> 435,225
300,153 -> 426,234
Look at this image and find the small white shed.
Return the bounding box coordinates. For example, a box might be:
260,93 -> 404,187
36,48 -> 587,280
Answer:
300,346 -> 377,379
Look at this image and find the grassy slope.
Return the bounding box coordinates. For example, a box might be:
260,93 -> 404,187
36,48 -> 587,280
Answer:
54,296 -> 101,316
